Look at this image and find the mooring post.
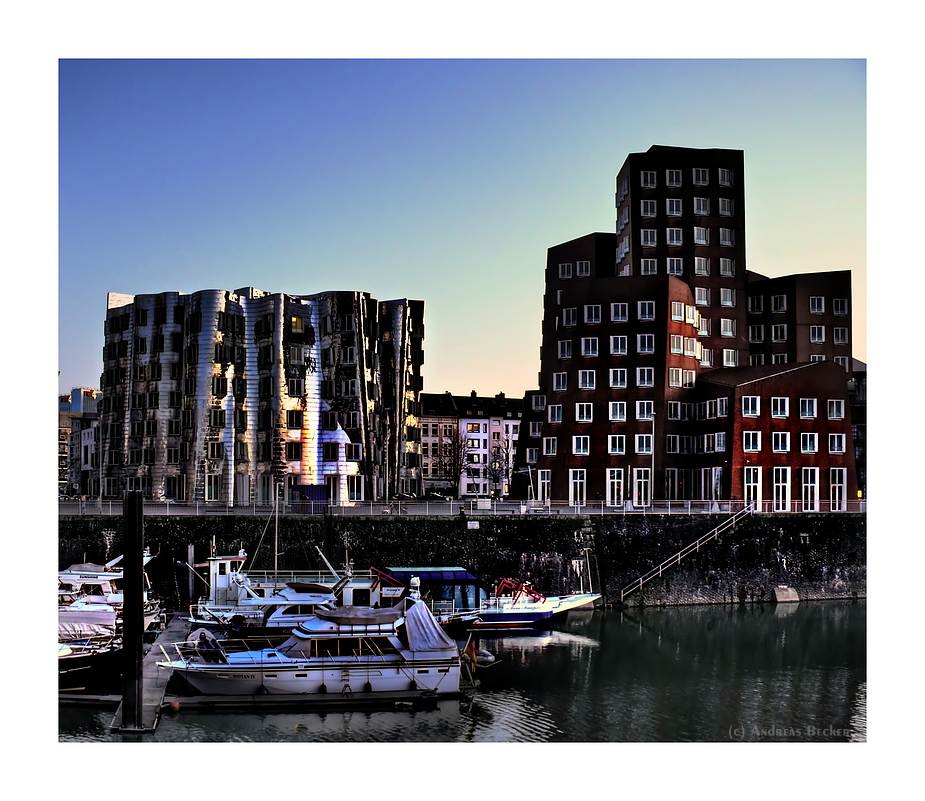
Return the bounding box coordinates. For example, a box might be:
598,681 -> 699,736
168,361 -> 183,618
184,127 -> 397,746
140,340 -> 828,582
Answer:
188,543 -> 195,613
120,490 -> 145,731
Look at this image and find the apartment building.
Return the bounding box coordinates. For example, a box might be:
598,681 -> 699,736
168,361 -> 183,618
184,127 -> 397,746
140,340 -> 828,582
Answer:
420,391 -> 523,498
97,288 -> 424,505
512,144 -> 862,509
59,387 -> 100,496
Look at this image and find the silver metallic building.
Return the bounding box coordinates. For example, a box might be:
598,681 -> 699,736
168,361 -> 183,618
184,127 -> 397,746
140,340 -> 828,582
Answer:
98,287 -> 424,505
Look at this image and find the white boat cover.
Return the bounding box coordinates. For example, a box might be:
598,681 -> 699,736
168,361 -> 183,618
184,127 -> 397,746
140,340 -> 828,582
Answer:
402,600 -> 458,655
314,605 -> 403,625
59,605 -> 118,639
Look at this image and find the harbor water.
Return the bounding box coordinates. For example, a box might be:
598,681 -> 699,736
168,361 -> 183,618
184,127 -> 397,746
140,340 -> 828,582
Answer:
58,599 -> 866,743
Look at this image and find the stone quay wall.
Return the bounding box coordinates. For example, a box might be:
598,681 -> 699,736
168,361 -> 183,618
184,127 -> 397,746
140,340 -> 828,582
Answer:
58,511 -> 866,611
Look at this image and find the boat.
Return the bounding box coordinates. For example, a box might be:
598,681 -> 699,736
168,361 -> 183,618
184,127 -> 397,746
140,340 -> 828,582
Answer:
58,601 -> 123,693
58,549 -> 163,633
186,553 -> 481,635
159,597 -> 463,701
471,579 -> 601,629
58,636 -> 123,693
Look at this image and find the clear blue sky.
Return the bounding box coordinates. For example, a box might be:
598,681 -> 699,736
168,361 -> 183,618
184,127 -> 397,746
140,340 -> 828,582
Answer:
57,58 -> 866,397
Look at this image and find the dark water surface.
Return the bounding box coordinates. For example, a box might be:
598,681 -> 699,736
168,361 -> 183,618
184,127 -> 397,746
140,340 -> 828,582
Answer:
58,600 -> 865,743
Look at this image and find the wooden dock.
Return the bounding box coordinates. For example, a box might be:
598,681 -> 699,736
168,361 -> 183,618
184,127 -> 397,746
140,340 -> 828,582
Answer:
109,612 -> 189,733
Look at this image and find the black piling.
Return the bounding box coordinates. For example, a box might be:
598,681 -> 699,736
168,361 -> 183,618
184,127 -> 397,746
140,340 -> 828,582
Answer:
117,491 -> 145,732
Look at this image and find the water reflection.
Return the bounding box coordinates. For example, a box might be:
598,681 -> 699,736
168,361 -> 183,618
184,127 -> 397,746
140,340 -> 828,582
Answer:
59,600 -> 865,743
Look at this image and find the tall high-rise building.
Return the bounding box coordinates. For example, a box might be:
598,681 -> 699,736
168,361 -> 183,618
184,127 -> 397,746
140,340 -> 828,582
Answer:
98,287 -> 424,505
514,145 -> 859,510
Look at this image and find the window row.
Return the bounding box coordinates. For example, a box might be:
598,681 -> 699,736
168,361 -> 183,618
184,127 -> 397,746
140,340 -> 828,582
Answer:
640,227 -> 735,247
556,261 -> 592,279
741,431 -> 847,454
741,396 -> 845,419
639,197 -> 735,217
631,256 -> 736,278
639,167 -> 734,188
748,324 -> 849,345
747,295 -> 849,316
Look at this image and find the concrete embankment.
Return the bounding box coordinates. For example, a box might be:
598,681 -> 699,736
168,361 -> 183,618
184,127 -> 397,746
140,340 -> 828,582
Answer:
58,511 -> 865,609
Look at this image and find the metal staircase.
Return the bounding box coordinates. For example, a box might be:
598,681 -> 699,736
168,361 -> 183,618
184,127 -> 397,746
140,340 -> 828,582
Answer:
620,504 -> 754,603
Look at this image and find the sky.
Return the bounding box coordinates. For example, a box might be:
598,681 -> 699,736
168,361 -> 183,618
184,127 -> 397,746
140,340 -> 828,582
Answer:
56,58 -> 867,399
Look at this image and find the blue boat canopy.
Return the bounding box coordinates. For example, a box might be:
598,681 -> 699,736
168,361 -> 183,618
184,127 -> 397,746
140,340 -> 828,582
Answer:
385,567 -> 480,583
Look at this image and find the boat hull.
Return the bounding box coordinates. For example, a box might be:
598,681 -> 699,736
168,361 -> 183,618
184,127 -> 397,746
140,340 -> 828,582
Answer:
59,643 -> 123,694
165,658 -> 461,699
471,593 -> 600,629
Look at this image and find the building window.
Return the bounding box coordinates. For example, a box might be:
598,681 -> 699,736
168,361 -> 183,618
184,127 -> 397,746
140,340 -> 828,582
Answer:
558,340 -> 572,359
834,356 -> 849,370
608,434 -> 625,455
701,348 -> 713,367
526,448 -> 538,464
719,168 -> 733,186
573,436 -> 590,455
579,370 -> 596,390
576,260 -> 590,277
576,403 -> 593,423
585,305 -> 601,324
641,171 -> 656,188
772,354 -> 789,364
641,229 -> 657,247
611,303 -> 628,322
611,336 -> 627,355
693,168 -> 708,185
810,296 -> 825,314
666,198 -> 682,216
694,227 -> 709,246
610,368 -> 627,388
720,228 -> 734,246
635,434 -> 653,454
721,318 -> 736,338
668,401 -> 681,420
772,295 -> 787,313
828,399 -> 845,419
666,435 -> 679,454
671,302 -> 685,322
670,334 -> 683,354
721,288 -> 736,307
800,398 -> 817,418
695,287 -> 710,306
772,324 -> 787,342
532,395 -> 547,411
558,263 -> 572,279
637,334 -> 654,353
548,404 -> 562,424
834,298 -> 848,316
581,338 -> 597,357
666,169 -> 682,187
742,396 -> 760,417
669,367 -> 682,387
609,401 -> 626,421
667,257 -> 683,275
667,228 -> 683,246
772,397 -> 789,417
830,468 -> 847,512
641,200 -> 657,217
637,367 -> 654,387
563,308 -> 577,327
694,197 -> 710,216
553,373 -> 567,391
749,324 -> 764,343
543,437 -> 558,456
640,259 -> 657,275
802,467 -> 819,511
719,258 -> 735,277
743,431 -> 761,452
834,327 -> 849,345
694,257 -> 710,275
638,301 -> 655,320
636,400 -> 654,420
716,431 -> 726,451
719,198 -> 734,216
773,432 -> 790,453
810,326 -> 825,344
801,432 -> 818,453
829,433 -> 846,453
